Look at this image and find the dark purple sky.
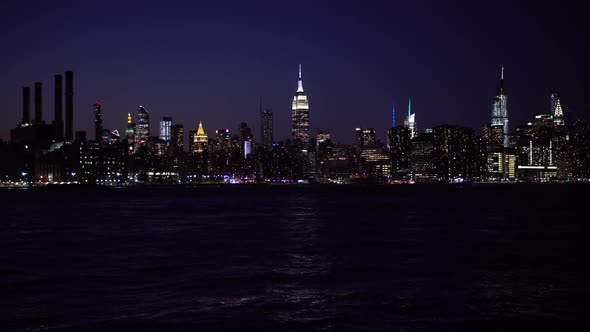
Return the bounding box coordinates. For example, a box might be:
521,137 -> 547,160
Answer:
1,0 -> 587,143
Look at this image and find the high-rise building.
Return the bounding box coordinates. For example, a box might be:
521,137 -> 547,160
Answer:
261,109 -> 273,146
65,70 -> 74,141
171,124 -> 184,155
403,98 -> 417,139
134,105 -> 150,148
551,92 -> 565,128
387,126 -> 411,171
215,129 -> 232,152
239,122 -> 254,158
432,125 -> 477,180
160,117 -> 172,145
356,128 -> 376,150
191,121 -> 208,154
53,74 -> 63,141
291,64 -> 310,147
125,113 -> 135,155
491,67 -> 509,147
94,102 -> 103,141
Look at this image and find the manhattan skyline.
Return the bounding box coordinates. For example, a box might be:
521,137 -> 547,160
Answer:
1,0 -> 588,144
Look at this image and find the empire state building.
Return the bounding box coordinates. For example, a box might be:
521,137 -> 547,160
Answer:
291,64 -> 310,147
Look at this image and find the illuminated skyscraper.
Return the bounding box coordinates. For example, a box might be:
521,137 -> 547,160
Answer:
160,116 -> 172,145
403,98 -> 417,139
291,64 -> 310,147
240,122 -> 253,158
261,109 -> 273,146
356,128 -> 376,150
491,67 -> 509,147
134,105 -> 150,147
94,101 -> 103,141
191,121 -> 208,154
215,128 -> 232,152
125,113 -> 135,155
551,92 -> 564,128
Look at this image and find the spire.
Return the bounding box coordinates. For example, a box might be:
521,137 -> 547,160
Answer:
197,121 -> 206,136
392,103 -> 396,127
408,98 -> 412,117
297,64 -> 304,93
127,113 -> 132,124
498,67 -> 505,95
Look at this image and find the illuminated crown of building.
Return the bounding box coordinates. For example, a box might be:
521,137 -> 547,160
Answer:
196,121 -> 207,143
291,64 -> 310,146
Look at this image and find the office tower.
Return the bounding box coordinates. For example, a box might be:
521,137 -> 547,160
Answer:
432,125 -> 477,180
551,92 -> 565,128
191,121 -> 208,154
491,67 -> 509,147
135,105 -> 150,147
22,87 -> 31,125
65,70 -> 74,140
409,131 -> 435,174
94,102 -> 103,141
160,117 -> 172,145
215,129 -> 232,152
171,124 -> 184,155
53,75 -> 63,140
291,64 -> 310,147
387,126 -> 411,171
239,122 -> 253,158
356,128 -> 376,150
261,109 -> 273,146
34,82 -> 42,125
403,98 -> 417,139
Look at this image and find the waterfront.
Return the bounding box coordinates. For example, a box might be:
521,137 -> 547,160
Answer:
1,184 -> 588,331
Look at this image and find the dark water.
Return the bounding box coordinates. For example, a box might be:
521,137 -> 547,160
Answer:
1,184 -> 589,331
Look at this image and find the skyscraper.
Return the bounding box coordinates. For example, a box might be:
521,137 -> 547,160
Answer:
191,121 -> 208,154
403,98 -> 417,139
291,64 -> 310,147
491,67 -> 509,147
551,92 -> 565,128
135,105 -> 150,148
239,122 -> 254,158
160,116 -> 172,145
261,109 -> 273,146
171,124 -> 184,155
125,113 -> 135,154
356,128 -> 376,150
94,102 -> 103,141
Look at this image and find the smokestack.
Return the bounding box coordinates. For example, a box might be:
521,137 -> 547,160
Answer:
65,70 -> 73,140
54,74 -> 63,140
22,87 -> 30,125
34,82 -> 42,125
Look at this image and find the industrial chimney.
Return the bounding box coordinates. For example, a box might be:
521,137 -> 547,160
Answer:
34,82 -> 42,125
65,71 -> 74,140
22,86 -> 30,125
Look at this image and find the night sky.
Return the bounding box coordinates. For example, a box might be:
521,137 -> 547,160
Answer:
1,0 -> 587,144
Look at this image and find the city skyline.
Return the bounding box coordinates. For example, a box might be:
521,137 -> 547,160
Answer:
0,1 -> 588,144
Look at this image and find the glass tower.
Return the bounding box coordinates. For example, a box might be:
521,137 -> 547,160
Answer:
491,67 -> 509,147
